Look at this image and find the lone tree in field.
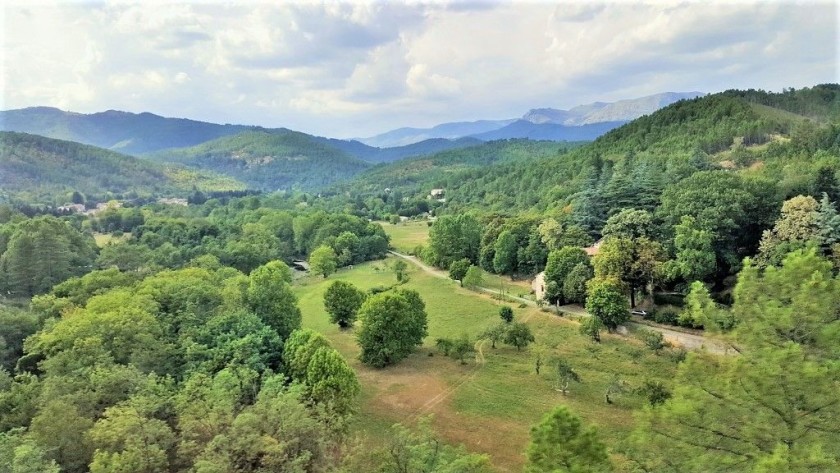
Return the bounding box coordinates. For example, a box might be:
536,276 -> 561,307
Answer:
526,406 -> 611,473
445,334 -> 475,365
552,358 -> 581,395
479,323 -> 507,349
499,305 -> 514,323
323,281 -> 366,329
357,289 -> 428,368
504,322 -> 535,351
309,245 -> 337,278
579,316 -> 604,343
393,259 -> 408,283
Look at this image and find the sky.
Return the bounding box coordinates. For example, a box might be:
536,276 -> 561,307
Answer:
1,1 -> 837,138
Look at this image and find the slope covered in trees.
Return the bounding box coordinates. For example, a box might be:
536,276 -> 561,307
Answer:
341,84 -> 839,217
0,107 -> 251,155
147,130 -> 372,191
337,139 -> 585,217
0,132 -> 242,204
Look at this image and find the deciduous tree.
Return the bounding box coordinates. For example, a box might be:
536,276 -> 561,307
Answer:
357,290 -> 428,367
323,281 -> 365,329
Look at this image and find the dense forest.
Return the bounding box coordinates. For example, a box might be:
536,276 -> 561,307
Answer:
337,85 -> 840,217
146,130 -> 372,191
1,84 -> 839,472
0,132 -> 243,205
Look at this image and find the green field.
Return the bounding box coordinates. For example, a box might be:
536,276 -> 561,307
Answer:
292,258 -> 678,471
381,220 -> 431,253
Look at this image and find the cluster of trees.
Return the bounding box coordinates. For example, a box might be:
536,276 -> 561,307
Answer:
0,195 -> 391,297
0,215 -> 97,296
423,213 -> 591,280
97,197 -> 389,275
0,259 -> 361,472
628,249 -> 840,471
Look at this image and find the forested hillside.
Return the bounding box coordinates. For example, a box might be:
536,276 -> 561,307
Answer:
342,85 -> 839,216
337,139 -> 585,218
0,132 -> 243,204
316,136 -> 483,164
147,130 -> 371,191
0,107 -> 250,154
1,85 -> 838,473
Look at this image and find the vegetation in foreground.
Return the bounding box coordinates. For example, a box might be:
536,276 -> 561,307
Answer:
0,84 -> 838,472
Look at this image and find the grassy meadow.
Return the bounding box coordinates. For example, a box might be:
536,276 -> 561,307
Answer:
381,220 -> 431,253
292,256 -> 678,471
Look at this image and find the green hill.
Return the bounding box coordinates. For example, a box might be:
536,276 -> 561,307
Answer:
147,129 -> 371,191
343,139 -> 585,195
0,107 -> 251,155
340,84 -> 840,218
0,131 -> 243,204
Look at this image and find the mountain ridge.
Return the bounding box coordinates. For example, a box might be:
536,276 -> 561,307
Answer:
359,91 -> 704,147
0,131 -> 243,203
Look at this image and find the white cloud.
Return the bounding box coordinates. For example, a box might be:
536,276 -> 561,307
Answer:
1,0 -> 836,137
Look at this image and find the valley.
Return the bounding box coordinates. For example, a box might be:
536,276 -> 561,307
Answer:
1,70 -> 838,473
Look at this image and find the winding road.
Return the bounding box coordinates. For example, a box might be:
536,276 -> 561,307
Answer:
388,250 -> 733,355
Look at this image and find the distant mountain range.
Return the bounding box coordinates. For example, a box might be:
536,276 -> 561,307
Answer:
0,106 -> 250,155
359,92 -> 704,147
0,107 -> 482,165
0,90 -> 705,197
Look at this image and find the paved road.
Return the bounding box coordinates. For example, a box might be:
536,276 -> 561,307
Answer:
389,251 -> 732,355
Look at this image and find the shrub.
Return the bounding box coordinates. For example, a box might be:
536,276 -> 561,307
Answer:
654,309 -> 680,326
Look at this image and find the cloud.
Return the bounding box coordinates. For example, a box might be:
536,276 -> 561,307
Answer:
1,0 -> 836,137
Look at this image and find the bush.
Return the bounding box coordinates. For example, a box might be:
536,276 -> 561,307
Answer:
638,329 -> 666,351
638,380 -> 672,406
499,306 -> 514,323
653,309 -> 679,326
368,285 -> 394,295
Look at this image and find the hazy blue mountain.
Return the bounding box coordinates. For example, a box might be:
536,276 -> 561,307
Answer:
469,120 -> 627,141
316,136 -> 484,163
362,92 -> 704,146
1,107 -> 483,165
358,119 -> 516,147
522,91 -> 704,125
0,107 -> 252,155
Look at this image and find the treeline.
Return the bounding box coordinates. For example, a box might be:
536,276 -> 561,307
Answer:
333,139 -> 583,219
0,196 -> 390,297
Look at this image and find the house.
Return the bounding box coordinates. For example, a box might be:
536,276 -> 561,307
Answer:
429,188 -> 445,199
157,197 -> 189,206
57,204 -> 86,213
291,260 -> 310,272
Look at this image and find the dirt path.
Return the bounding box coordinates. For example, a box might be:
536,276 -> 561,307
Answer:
390,251 -> 732,355
558,304 -> 733,355
389,250 -> 536,306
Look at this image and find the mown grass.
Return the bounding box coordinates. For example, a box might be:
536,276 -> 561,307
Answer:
381,220 -> 431,253
292,258 -> 679,471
